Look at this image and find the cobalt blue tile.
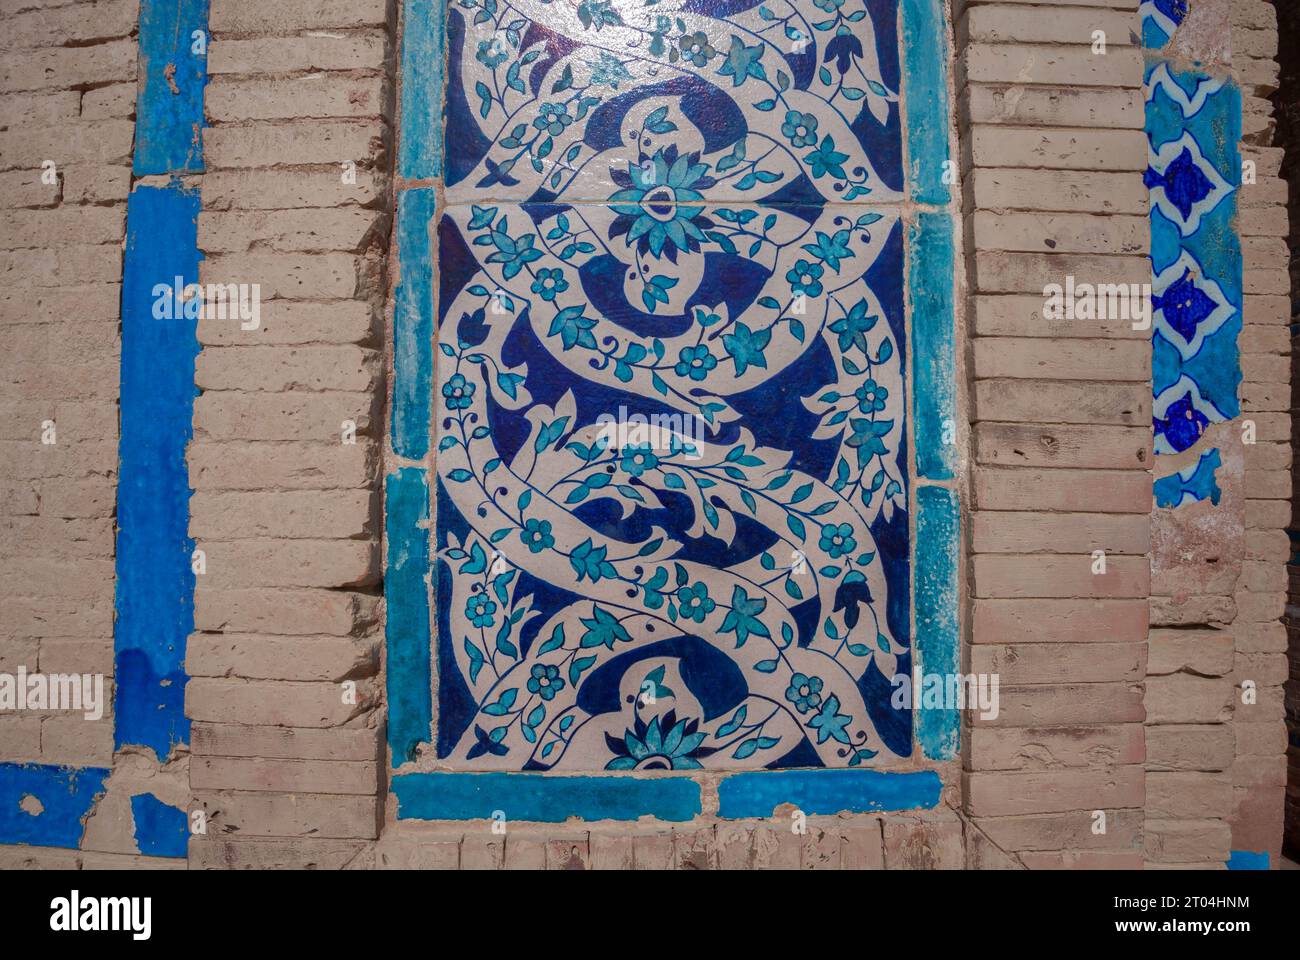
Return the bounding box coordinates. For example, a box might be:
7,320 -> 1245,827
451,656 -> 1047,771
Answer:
431,201 -> 912,770
443,0 -> 905,204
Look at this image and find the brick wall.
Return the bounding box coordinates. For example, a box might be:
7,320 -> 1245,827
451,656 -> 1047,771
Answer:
1227,0 -> 1289,866
183,0 -> 394,869
0,0 -> 150,869
1273,0 -> 1300,860
956,0 -> 1151,869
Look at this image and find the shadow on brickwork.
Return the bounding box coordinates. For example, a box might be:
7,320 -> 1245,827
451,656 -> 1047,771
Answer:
1272,0 -> 1300,862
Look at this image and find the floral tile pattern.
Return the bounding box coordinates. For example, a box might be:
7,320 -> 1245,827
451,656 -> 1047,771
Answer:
444,0 -> 904,204
429,0 -> 926,772
1141,2 -> 1241,483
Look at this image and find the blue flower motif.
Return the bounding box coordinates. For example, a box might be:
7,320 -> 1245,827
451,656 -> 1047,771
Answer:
722,322 -> 771,376
605,710 -> 708,770
475,38 -> 510,69
675,345 -> 717,381
808,694 -> 852,744
520,518 -> 554,554
829,298 -> 878,353
824,28 -> 864,75
620,443 -> 659,477
678,31 -> 716,67
717,35 -> 766,87
676,582 -> 716,623
786,258 -> 824,297
818,522 -> 856,559
1151,268 -> 1217,343
533,102 -> 572,137
527,663 -> 564,701
530,267 -> 568,301
813,0 -> 845,10
442,373 -> 475,410
802,228 -> 853,272
465,593 -> 497,628
855,378 -> 888,413
781,110 -> 819,148
570,538 -> 617,583
1143,147 -> 1214,222
720,585 -> 770,647
1154,392 -> 1209,453
805,135 -> 849,180
784,673 -> 824,714
608,146 -> 715,260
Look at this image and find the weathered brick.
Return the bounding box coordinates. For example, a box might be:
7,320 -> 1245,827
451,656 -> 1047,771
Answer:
972,597 -> 1148,643
193,588 -> 378,636
971,511 -> 1148,554
190,837 -> 369,869
190,490 -> 376,540
191,756 -> 379,795
186,633 -> 377,682
209,0 -> 389,34
199,791 -> 379,840
191,722 -> 381,762
1146,725 -> 1235,772
965,767 -> 1144,817
972,554 -> 1149,598
1145,675 -> 1232,725
1143,819 -> 1231,863
974,467 -> 1151,512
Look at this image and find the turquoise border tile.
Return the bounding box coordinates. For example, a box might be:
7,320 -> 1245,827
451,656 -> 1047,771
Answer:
914,485 -> 960,760
909,211 -> 957,480
902,0 -> 952,205
717,769 -> 942,818
392,188 -> 437,460
399,0 -> 446,180
393,771 -> 702,822
386,468 -> 433,764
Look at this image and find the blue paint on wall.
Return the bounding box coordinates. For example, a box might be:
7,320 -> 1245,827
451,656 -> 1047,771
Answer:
130,793 -> 188,858
915,485 -> 960,759
717,768 -> 942,818
392,188 -> 437,459
386,468 -> 433,764
0,763 -> 110,849
134,0 -> 210,175
115,182 -> 201,760
1226,849 -> 1269,870
399,0 -> 446,180
393,771 -> 702,822
909,212 -> 956,480
902,0 -> 951,205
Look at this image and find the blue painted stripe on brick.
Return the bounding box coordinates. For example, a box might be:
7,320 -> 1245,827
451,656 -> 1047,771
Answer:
717,769 -> 942,819
115,182 -> 201,760
130,793 -> 189,858
134,0 -> 210,175
915,485 -> 961,759
392,188 -> 437,459
0,763 -> 110,849
392,772 -> 702,822
909,211 -> 957,480
386,467 -> 433,764
399,0 -> 446,179
1226,849 -> 1270,870
902,0 -> 951,205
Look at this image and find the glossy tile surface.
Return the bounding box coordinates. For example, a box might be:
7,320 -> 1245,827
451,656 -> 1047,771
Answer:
444,0 -> 904,204
423,0 -> 940,771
